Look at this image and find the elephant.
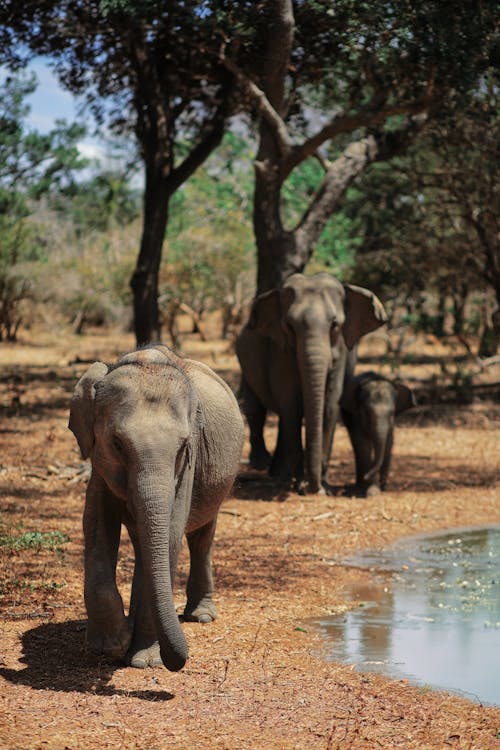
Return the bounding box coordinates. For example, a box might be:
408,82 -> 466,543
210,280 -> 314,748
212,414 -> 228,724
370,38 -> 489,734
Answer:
340,371 -> 416,496
236,272 -> 387,494
68,345 -> 244,672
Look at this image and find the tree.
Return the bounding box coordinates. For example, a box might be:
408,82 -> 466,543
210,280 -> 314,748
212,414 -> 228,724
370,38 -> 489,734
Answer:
1,0 -> 258,344
338,70 -> 500,354
414,76 -> 500,353
221,0 -> 498,295
161,132 -> 256,343
0,72 -> 86,339
51,169 -> 141,237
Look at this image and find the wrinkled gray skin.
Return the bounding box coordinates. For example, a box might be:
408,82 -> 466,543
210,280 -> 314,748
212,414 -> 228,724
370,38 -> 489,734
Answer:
69,345 -> 244,672
236,273 -> 387,494
341,371 -> 416,497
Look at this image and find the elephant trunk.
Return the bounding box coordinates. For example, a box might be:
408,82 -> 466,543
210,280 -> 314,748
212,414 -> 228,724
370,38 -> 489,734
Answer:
298,341 -> 329,493
132,471 -> 188,672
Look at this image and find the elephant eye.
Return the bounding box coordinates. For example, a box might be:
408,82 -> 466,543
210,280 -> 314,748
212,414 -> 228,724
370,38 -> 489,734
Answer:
113,435 -> 125,454
282,321 -> 295,346
330,322 -> 340,345
175,439 -> 190,476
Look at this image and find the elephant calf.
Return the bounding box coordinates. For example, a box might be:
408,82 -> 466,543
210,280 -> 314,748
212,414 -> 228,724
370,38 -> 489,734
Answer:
341,371 -> 416,497
69,345 -> 244,671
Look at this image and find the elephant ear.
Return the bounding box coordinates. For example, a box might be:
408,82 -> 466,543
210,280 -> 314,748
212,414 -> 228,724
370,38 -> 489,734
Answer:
394,382 -> 417,414
340,375 -> 358,414
248,288 -> 295,347
343,284 -> 388,349
68,362 -> 109,459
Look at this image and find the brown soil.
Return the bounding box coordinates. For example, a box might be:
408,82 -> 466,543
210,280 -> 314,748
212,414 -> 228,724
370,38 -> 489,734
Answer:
0,324 -> 499,750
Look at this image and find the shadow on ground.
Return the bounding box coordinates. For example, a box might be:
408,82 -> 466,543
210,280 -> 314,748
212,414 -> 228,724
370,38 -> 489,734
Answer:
0,620 -> 174,702
234,451 -> 498,501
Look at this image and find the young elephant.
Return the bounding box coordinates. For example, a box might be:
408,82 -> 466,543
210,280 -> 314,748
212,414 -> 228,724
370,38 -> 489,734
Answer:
340,371 -> 416,496
69,345 -> 244,672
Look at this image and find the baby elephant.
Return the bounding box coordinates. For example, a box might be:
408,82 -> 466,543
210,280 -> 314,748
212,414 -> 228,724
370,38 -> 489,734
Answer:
341,371 -> 416,496
69,345 -> 244,672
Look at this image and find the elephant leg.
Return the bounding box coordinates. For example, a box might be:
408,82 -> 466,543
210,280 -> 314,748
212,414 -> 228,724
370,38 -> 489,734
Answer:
342,412 -> 372,496
125,528 -> 162,668
379,429 -> 394,491
184,519 -> 218,623
322,400 -> 339,483
355,434 -> 373,494
240,377 -> 271,470
83,474 -> 131,660
322,369 -> 344,483
269,407 -> 303,486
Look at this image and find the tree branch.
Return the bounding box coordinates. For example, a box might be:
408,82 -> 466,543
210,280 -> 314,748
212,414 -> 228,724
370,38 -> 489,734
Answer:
285,96 -> 435,177
220,52 -> 291,157
296,115 -> 429,257
167,78 -> 234,194
296,135 -> 379,248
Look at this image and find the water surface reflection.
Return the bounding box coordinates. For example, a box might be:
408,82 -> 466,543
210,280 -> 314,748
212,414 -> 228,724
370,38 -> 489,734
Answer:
310,526 -> 500,704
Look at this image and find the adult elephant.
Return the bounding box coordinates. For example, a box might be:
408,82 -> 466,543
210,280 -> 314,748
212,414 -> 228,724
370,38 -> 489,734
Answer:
236,273 -> 387,494
69,345 -> 244,671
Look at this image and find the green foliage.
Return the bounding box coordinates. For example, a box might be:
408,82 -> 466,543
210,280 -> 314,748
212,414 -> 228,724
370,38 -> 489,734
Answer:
162,132 -> 255,323
313,211 -> 361,278
0,72 -> 87,339
0,72 -> 140,336
0,73 -> 86,202
0,530 -> 70,551
282,158 -> 361,278
292,0 -> 497,116
51,170 -> 141,236
0,578 -> 66,593
341,69 -> 499,349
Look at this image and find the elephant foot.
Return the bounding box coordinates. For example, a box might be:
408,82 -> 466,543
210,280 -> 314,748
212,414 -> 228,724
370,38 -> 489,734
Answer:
366,483 -> 381,497
86,618 -> 131,661
127,640 -> 163,669
297,478 -> 325,496
183,597 -> 218,623
268,458 -> 295,485
249,447 -> 271,470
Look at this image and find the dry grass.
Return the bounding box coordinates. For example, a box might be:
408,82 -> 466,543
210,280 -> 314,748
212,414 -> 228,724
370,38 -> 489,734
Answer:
0,323 -> 499,749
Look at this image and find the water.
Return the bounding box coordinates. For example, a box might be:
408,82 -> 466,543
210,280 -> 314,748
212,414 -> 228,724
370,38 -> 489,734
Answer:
309,526 -> 500,705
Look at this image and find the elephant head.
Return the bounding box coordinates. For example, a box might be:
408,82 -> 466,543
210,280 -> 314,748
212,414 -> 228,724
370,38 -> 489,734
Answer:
69,346 -> 200,671
341,372 -> 416,419
248,272 -> 387,491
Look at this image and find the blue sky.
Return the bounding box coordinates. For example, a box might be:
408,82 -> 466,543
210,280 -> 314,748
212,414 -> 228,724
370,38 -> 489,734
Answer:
22,58 -> 145,185
26,59 -> 79,131
25,58 -> 105,162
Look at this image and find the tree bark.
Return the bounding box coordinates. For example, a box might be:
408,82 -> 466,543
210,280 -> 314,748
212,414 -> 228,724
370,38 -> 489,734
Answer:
251,0 -> 296,294
130,159 -> 170,346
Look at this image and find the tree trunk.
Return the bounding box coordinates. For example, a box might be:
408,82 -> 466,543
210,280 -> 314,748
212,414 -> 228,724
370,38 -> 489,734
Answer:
254,161 -> 305,294
254,136 -> 380,295
129,38 -> 233,347
130,158 -> 170,347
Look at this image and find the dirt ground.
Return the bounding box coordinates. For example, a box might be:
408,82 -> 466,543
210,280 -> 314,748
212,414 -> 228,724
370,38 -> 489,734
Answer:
0,322 -> 499,750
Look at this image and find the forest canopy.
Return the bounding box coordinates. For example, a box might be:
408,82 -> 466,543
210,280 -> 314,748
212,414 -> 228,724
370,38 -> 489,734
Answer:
0,0 -> 498,352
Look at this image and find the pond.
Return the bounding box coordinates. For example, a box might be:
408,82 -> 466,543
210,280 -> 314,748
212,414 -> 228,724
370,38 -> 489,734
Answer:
308,526 -> 500,705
